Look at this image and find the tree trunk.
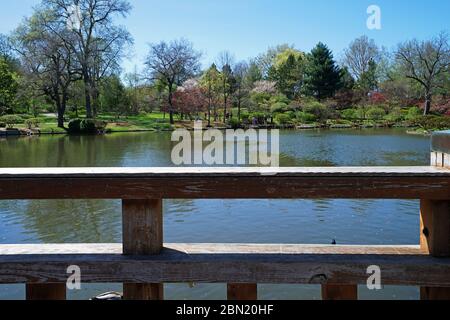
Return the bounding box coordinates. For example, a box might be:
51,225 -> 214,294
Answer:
83,70 -> 93,118
238,97 -> 241,123
424,92 -> 432,115
168,84 -> 175,125
56,100 -> 64,129
224,94 -> 227,124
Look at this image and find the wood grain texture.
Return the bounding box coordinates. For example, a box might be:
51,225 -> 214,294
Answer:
122,199 -> 163,300
420,287 -> 450,300
122,199 -> 163,255
26,283 -> 66,300
1,244 -> 449,286
420,199 -> 450,300
227,284 -> 257,300
322,284 -> 357,300
1,167 -> 450,200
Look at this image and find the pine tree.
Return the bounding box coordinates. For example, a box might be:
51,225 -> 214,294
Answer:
357,59 -> 378,94
303,42 -> 342,100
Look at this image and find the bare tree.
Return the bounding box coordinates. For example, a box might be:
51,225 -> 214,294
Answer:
144,39 -> 201,124
343,36 -> 380,80
217,50 -> 235,122
233,61 -> 249,122
41,0 -> 133,118
396,32 -> 449,115
12,11 -> 77,128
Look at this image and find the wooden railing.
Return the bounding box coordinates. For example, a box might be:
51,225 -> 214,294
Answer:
1,131 -> 450,300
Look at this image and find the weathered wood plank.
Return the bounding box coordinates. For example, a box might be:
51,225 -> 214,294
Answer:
322,284 -> 357,300
26,283 -> 66,300
1,244 -> 450,286
227,284 -> 257,300
122,199 -> 164,300
0,167 -> 449,200
420,199 -> 450,300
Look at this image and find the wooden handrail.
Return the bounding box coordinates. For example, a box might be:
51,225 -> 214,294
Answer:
1,244 -> 450,286
0,166 -> 449,200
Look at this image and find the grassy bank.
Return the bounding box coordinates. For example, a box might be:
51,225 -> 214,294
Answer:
2,109 -> 450,136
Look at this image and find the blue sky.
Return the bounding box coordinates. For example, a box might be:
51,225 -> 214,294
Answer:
1,0 -> 449,73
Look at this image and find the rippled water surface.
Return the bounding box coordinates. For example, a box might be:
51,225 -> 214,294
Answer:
0,128 -> 430,299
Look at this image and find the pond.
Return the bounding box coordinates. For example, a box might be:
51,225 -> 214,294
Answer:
0,128 -> 430,300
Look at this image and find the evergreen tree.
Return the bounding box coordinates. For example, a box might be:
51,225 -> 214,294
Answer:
269,53 -> 304,99
357,59 -> 378,94
303,42 -> 342,100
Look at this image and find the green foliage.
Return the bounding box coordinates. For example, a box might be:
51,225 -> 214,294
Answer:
366,107 -> 386,120
268,51 -> 305,98
0,121 -> 5,128
384,108 -> 404,122
357,59 -> 378,93
68,119 -> 106,134
0,115 -> 22,128
228,118 -> 241,129
0,58 -> 18,115
405,106 -> 422,120
411,116 -> 450,131
297,112 -> 317,123
341,108 -> 358,120
270,102 -> 288,113
302,100 -> 329,122
303,43 -> 342,100
274,113 -> 291,125
100,75 -> 131,115
24,118 -> 40,129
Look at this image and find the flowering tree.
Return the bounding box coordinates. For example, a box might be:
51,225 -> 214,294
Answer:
172,79 -> 206,120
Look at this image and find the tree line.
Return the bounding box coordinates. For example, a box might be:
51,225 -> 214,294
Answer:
0,0 -> 449,129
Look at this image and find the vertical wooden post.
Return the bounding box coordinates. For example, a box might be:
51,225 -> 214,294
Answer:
321,284 -> 358,300
420,199 -> 450,300
26,283 -> 66,300
227,284 -> 257,300
122,199 -> 164,300
421,131 -> 450,300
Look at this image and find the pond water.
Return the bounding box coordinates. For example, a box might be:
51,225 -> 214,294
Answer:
0,128 -> 430,300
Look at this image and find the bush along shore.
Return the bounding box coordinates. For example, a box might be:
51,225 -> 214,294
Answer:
1,105 -> 450,137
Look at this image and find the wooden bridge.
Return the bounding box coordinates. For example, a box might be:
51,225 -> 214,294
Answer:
0,131 -> 450,300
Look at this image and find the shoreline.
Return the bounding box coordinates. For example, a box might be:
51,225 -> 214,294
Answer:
1,124 -> 429,138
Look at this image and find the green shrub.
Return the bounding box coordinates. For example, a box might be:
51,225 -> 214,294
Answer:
405,106 -> 422,120
341,109 -> 358,120
270,102 -> 288,113
297,112 -> 317,123
68,119 -> 83,133
302,101 -> 329,122
274,113 -> 291,125
24,118 -> 40,129
80,119 -> 97,134
0,115 -> 23,128
384,108 -> 404,122
366,107 -> 386,120
68,119 -> 105,134
0,122 -> 5,128
228,118 -> 241,129
250,112 -> 266,124
411,116 -> 450,131
240,112 -> 250,123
